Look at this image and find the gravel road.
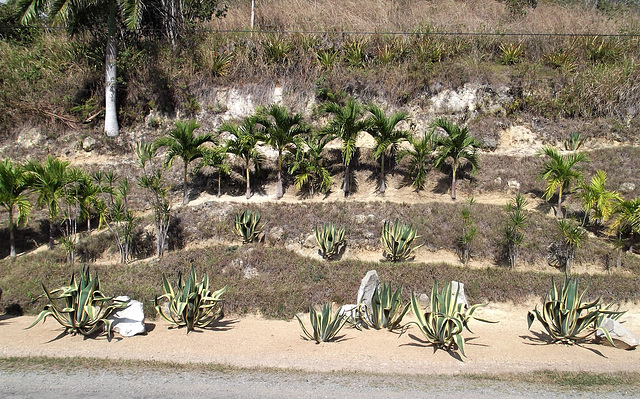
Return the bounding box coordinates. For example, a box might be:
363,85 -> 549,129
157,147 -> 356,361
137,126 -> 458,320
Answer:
1,368 -> 637,399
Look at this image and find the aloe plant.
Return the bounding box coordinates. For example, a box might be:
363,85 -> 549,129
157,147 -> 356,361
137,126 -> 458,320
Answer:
233,209 -> 263,243
314,223 -> 346,260
380,219 -> 423,261
402,281 -> 494,357
27,266 -> 127,339
359,281 -> 410,331
296,303 -> 349,343
527,277 -> 624,346
155,266 -> 227,333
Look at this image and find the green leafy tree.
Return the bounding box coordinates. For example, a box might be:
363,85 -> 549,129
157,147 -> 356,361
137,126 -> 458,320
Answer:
397,131 -> 434,192
154,119 -> 215,205
577,170 -> 621,227
0,158 -> 32,257
458,197 -> 477,266
609,197 -> 640,259
25,156 -> 71,250
94,173 -> 135,263
365,103 -> 409,194
537,146 -> 588,219
322,98 -> 371,197
255,104 -> 309,199
503,193 -> 528,269
432,118 -> 481,201
548,219 -> 586,275
289,133 -> 333,196
221,117 -> 263,199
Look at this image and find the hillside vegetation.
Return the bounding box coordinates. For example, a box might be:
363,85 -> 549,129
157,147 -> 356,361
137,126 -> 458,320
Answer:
0,0 -> 639,318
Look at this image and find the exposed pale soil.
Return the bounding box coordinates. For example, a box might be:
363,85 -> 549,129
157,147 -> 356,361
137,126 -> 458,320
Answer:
1,303 -> 639,376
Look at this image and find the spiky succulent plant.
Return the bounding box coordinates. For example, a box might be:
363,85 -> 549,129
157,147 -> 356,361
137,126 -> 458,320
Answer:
314,223 -> 346,260
296,302 -> 349,343
380,219 -> 423,261
234,209 -> 263,243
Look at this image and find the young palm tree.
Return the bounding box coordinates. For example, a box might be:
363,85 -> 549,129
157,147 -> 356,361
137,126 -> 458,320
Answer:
322,98 -> 371,197
255,104 -> 310,199
0,159 -> 32,257
577,170 -> 621,227
365,103 -> 409,194
396,131 -> 435,192
154,119 -> 215,205
536,146 -> 588,219
289,134 -> 333,196
19,0 -> 146,137
220,117 -> 264,199
25,156 -> 71,250
432,118 -> 481,200
196,145 -> 230,198
609,197 -> 640,249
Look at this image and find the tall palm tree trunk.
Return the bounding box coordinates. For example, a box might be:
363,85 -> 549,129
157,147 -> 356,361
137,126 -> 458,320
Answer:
276,153 -> 283,199
245,161 -> 251,199
9,208 -> 16,258
48,217 -> 55,250
557,187 -> 564,219
379,154 -> 386,194
182,163 -> 189,205
104,2 -> 119,137
343,164 -> 351,197
217,172 -> 222,198
451,166 -> 457,200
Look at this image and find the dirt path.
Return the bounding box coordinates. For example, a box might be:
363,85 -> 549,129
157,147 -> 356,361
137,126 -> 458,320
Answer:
2,303 -> 639,376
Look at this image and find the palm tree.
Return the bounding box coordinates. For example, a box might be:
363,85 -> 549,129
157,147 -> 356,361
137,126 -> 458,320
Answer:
255,104 -> 310,199
577,170 -> 621,227
0,159 -> 32,258
322,98 -> 371,197
396,131 -> 434,192
25,156 -> 71,249
220,117 -> 263,199
289,134 -> 333,196
196,145 -> 230,198
365,103 -> 409,194
19,0 -> 145,137
536,146 -> 588,219
432,118 -> 481,200
609,197 -> 640,249
154,119 -> 215,205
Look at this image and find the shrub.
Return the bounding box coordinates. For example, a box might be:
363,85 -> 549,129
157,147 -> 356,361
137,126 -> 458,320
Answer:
527,277 -> 624,346
402,281 -> 494,357
498,43 -> 523,65
296,302 -> 349,343
154,265 -> 227,333
27,266 -> 127,339
314,223 -> 346,260
381,219 -> 423,262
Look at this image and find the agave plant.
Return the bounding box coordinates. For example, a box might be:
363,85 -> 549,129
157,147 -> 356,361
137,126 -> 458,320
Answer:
402,281 -> 493,357
314,223 -> 346,260
296,303 -> 349,343
380,219 -> 423,262
27,266 -> 127,339
233,209 -> 263,244
527,277 -> 624,346
359,281 -> 410,331
155,266 -> 227,333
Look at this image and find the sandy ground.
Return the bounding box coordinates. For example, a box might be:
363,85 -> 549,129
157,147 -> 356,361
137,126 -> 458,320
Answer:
2,303 -> 639,375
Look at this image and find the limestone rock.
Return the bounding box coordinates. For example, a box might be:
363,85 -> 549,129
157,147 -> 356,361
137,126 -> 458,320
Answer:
339,304 -> 359,323
302,234 -> 316,249
82,136 -> 97,152
108,296 -> 146,337
354,215 -> 367,224
507,179 -> 521,191
596,318 -> 639,349
451,281 -> 468,309
356,270 -> 379,308
243,266 -> 259,279
619,182 -> 636,193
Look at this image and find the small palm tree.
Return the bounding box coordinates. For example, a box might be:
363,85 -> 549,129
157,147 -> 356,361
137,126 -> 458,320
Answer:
255,104 -> 310,199
365,103 -> 409,194
0,159 -> 32,257
537,146 -> 588,219
609,197 -> 640,257
577,170 -> 621,227
322,98 -> 371,197
396,131 -> 435,192
195,145 -> 231,198
220,117 -> 264,199
25,156 -> 71,249
289,134 -> 333,196
432,118 -> 481,200
154,119 -> 215,205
